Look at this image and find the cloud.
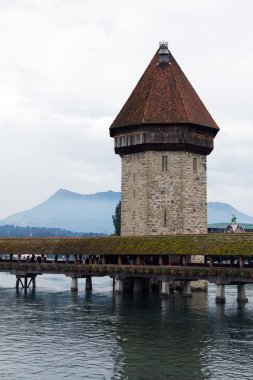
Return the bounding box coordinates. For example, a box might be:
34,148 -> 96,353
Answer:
208,121 -> 253,214
0,0 -> 253,218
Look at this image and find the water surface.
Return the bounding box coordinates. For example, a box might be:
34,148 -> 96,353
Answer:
0,273 -> 252,379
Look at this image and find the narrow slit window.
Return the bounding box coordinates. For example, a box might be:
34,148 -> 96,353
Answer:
193,157 -> 198,174
133,189 -> 136,198
164,209 -> 167,227
162,156 -> 168,172
133,210 -> 136,219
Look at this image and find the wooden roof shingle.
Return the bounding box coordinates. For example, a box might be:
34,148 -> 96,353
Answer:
110,47 -> 219,134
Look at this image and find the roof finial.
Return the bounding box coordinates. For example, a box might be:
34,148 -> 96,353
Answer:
158,41 -> 170,64
159,41 -> 168,48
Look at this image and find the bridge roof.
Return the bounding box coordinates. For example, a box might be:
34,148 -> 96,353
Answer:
0,234 -> 253,256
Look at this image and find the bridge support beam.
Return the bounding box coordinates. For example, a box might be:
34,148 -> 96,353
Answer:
133,278 -> 149,292
237,284 -> 248,303
85,276 -> 92,291
161,281 -> 170,297
115,279 -> 123,293
216,284 -> 226,303
16,275 -> 36,290
32,276 -> 36,289
133,278 -> 143,292
183,281 -> 192,297
71,277 -> 78,292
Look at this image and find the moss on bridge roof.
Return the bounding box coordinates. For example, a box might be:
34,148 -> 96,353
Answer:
0,234 -> 253,256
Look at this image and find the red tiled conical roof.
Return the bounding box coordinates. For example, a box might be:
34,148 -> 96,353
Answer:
110,47 -> 219,133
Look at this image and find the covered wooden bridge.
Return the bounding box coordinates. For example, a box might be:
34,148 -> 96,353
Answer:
0,234 -> 253,302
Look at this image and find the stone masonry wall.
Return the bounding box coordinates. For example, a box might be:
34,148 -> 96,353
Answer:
121,151 -> 207,236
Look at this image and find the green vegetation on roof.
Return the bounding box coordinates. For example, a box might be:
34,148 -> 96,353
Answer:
0,234 -> 253,256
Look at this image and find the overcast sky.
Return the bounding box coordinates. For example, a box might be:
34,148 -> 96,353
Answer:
0,0 -> 253,219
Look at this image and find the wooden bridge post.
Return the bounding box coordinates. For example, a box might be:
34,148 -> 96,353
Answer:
115,279 -> 123,293
118,255 -> 122,265
237,284 -> 248,303
71,277 -> 78,292
161,281 -> 170,297
15,275 -> 36,290
85,276 -> 92,291
159,255 -> 163,266
27,275 -> 36,289
183,281 -> 192,297
239,257 -> 244,268
133,278 -> 143,292
215,284 -> 226,303
31,276 -> 36,289
16,277 -> 20,289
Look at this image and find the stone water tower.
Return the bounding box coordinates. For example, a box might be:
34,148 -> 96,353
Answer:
110,43 -> 219,236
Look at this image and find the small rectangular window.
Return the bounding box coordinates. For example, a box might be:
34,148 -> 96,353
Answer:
162,156 -> 168,172
193,157 -> 198,174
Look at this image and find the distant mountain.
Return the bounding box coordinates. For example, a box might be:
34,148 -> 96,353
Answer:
0,190 -> 252,233
207,202 -> 253,224
0,189 -> 121,234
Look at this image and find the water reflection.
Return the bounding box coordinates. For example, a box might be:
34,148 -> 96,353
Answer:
112,291 -> 209,380
0,275 -> 253,379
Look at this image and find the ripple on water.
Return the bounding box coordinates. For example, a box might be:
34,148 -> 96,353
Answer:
0,277 -> 253,379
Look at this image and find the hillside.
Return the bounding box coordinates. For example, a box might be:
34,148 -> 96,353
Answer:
0,190 -> 253,233
0,189 -> 121,233
208,202 -> 253,224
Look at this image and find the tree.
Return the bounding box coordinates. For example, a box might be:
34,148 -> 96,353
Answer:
112,201 -> 121,235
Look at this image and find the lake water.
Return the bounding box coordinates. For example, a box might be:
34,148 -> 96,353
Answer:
0,273 -> 253,380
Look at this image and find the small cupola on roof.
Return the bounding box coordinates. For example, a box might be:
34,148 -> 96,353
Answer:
158,41 -> 170,64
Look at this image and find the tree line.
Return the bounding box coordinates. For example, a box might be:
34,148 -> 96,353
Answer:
0,225 -> 105,238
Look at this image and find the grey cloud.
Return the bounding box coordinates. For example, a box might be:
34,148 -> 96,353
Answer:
0,0 -> 253,218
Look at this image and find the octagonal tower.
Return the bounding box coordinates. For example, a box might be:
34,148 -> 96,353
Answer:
110,43 -> 219,236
